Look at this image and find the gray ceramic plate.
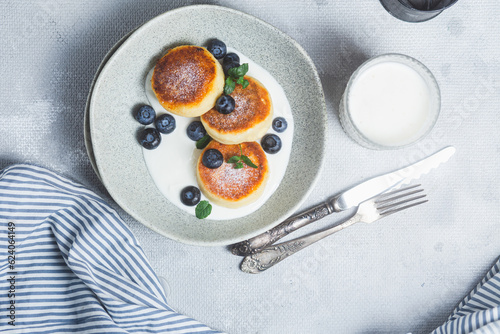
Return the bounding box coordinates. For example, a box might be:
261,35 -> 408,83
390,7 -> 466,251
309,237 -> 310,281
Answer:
84,30 -> 135,180
89,5 -> 326,246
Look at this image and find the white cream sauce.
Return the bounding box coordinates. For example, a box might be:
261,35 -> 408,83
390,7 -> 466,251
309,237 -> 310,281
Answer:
142,48 -> 294,220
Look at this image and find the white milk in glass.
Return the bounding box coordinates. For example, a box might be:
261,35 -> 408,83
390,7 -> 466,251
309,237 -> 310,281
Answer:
348,61 -> 432,147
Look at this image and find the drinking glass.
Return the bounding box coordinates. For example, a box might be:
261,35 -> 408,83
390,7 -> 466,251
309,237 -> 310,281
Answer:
339,54 -> 440,150
379,0 -> 459,22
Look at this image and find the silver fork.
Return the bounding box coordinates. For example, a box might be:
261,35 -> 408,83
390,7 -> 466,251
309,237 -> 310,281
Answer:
240,185 -> 427,274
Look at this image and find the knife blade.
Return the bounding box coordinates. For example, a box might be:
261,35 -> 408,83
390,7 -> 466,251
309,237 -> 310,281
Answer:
333,146 -> 455,211
231,146 -> 455,256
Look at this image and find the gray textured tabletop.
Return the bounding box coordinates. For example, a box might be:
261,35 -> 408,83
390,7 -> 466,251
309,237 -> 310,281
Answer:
1,1 -> 499,333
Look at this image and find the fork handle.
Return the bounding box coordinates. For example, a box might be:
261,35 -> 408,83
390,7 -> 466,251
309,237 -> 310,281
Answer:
231,199 -> 337,256
240,215 -> 360,274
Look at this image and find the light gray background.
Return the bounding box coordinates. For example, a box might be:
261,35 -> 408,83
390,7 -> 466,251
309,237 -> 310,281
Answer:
1,1 -> 499,333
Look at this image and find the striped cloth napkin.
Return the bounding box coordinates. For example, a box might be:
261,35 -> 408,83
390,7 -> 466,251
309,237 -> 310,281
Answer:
0,164 -> 219,333
431,257 -> 500,334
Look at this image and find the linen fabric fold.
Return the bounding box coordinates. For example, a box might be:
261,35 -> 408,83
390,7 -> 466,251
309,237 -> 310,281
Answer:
431,258 -> 500,334
0,164 -> 219,333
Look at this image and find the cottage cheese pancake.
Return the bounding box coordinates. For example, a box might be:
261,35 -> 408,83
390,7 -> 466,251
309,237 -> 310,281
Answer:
143,48 -> 294,219
152,45 -> 224,117
196,141 -> 269,208
201,76 -> 273,144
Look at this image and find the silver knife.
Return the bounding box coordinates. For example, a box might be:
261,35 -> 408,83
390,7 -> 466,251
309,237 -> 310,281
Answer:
231,146 -> 455,256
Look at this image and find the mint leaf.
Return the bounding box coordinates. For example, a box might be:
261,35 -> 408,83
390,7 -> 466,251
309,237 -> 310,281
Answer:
224,77 -> 235,95
227,156 -> 241,163
227,67 -> 238,79
227,145 -> 258,169
237,63 -> 249,77
196,135 -> 211,149
195,200 -> 212,219
224,63 -> 250,94
228,63 -> 248,78
241,155 -> 258,168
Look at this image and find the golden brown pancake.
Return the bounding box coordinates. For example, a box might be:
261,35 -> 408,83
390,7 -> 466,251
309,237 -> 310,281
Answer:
152,45 -> 224,117
196,141 -> 269,208
200,76 -> 273,144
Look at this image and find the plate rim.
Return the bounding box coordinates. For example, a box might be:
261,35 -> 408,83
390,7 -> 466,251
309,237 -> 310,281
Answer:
84,30 -> 136,181
89,4 -> 327,246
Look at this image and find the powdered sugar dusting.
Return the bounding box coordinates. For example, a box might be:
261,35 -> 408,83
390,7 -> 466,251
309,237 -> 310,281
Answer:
201,76 -> 271,132
198,142 -> 267,201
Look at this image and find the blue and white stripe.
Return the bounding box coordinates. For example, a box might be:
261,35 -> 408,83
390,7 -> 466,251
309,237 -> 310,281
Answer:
0,164 -> 219,333
431,258 -> 500,334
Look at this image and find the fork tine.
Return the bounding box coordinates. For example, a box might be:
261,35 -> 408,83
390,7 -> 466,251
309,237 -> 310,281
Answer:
376,184 -> 421,200
374,184 -> 427,215
376,193 -> 427,211
379,198 -> 428,217
375,188 -> 424,207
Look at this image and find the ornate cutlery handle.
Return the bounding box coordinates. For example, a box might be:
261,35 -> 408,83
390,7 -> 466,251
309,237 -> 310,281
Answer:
231,198 -> 337,256
240,215 -> 359,274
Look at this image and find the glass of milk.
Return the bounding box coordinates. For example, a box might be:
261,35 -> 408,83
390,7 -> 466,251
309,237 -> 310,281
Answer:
339,54 -> 440,150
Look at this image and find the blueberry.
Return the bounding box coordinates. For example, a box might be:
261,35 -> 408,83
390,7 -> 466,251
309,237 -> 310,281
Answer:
224,52 -> 240,65
135,105 -> 156,125
202,149 -> 223,169
186,121 -> 207,141
155,114 -> 176,134
223,61 -> 239,75
139,128 -> 161,150
272,117 -> 288,133
180,186 -> 201,206
207,39 -> 226,59
261,134 -> 282,154
215,95 -> 235,114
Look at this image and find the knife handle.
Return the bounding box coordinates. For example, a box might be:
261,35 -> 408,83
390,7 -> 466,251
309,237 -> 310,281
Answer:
231,198 -> 337,256
240,215 -> 359,274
